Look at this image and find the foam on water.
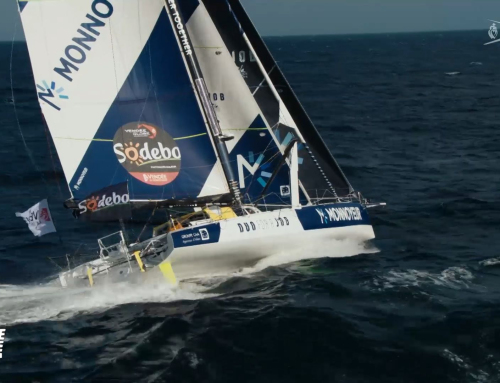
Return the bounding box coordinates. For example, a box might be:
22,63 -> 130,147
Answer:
0,279 -> 216,325
242,237 -> 378,274
0,238 -> 375,325
368,266 -> 483,292
443,349 -> 491,383
182,238 -> 378,283
479,257 -> 500,267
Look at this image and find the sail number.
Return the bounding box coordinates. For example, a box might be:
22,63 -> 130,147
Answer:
213,93 -> 225,101
238,217 -> 290,233
232,50 -> 256,64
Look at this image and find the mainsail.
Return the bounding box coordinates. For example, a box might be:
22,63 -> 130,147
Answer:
18,0 -> 229,204
18,0 -> 354,214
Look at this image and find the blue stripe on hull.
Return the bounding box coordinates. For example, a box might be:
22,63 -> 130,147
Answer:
296,203 -> 371,231
171,222 -> 221,248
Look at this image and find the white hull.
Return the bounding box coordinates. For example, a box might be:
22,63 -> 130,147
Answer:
59,202 -> 374,287
164,209 -> 374,280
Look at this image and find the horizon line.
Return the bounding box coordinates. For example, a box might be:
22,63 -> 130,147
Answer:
0,27 -> 486,42
261,27 -> 485,38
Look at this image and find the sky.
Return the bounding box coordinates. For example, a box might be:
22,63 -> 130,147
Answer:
1,0 -> 500,40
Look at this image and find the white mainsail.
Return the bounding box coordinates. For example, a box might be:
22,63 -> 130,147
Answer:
18,0 -> 229,203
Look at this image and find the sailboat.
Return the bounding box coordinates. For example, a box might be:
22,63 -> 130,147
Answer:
17,0 -> 382,287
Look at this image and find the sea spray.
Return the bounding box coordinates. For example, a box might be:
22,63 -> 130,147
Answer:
0,279 -> 216,325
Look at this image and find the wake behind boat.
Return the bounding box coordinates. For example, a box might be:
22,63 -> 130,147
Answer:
17,0 -> 382,288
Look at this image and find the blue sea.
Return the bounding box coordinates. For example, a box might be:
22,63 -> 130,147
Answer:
1,30 -> 500,382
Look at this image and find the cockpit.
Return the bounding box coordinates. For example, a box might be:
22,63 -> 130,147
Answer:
152,205 -> 261,236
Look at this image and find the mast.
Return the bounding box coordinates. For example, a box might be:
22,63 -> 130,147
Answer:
165,0 -> 242,206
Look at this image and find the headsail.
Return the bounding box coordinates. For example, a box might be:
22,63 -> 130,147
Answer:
18,0 -> 229,204
181,0 -> 354,200
178,0 -> 306,205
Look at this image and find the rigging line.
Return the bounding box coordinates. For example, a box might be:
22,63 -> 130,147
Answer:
43,123 -> 64,200
151,44 -> 167,138
193,46 -> 223,49
10,21 -> 50,192
108,17 -> 120,97
54,133 -> 209,142
226,127 -> 267,131
137,39 -> 155,124
54,129 -> 267,143
135,204 -> 157,244
252,65 -> 276,96
135,183 -> 166,243
174,132 -> 207,140
53,137 -> 113,142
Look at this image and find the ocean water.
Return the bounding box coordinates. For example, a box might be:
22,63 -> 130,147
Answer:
1,30 -> 500,382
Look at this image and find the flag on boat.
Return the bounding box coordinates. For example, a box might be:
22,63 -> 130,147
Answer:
15,199 -> 57,237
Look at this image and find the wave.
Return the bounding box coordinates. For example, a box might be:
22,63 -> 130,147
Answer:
479,257 -> 500,267
238,238 -> 379,276
367,266 -> 480,291
0,279 -> 215,326
0,238 -> 377,325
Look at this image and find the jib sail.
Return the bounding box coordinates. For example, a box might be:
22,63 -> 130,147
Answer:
17,0 -> 229,203
177,0 -> 303,205
189,0 -> 354,199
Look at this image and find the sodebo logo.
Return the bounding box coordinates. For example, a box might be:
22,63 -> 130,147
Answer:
113,122 -> 181,186
78,191 -> 129,214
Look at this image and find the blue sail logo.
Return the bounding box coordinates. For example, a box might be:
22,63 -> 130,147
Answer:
237,132 -> 304,189
36,80 -> 69,111
237,151 -> 272,188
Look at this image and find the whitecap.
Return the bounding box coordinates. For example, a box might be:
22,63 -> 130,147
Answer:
369,266 -> 478,291
0,278 -> 216,326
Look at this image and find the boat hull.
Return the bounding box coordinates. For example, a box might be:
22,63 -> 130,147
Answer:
58,202 -> 374,287
161,202 -> 374,280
